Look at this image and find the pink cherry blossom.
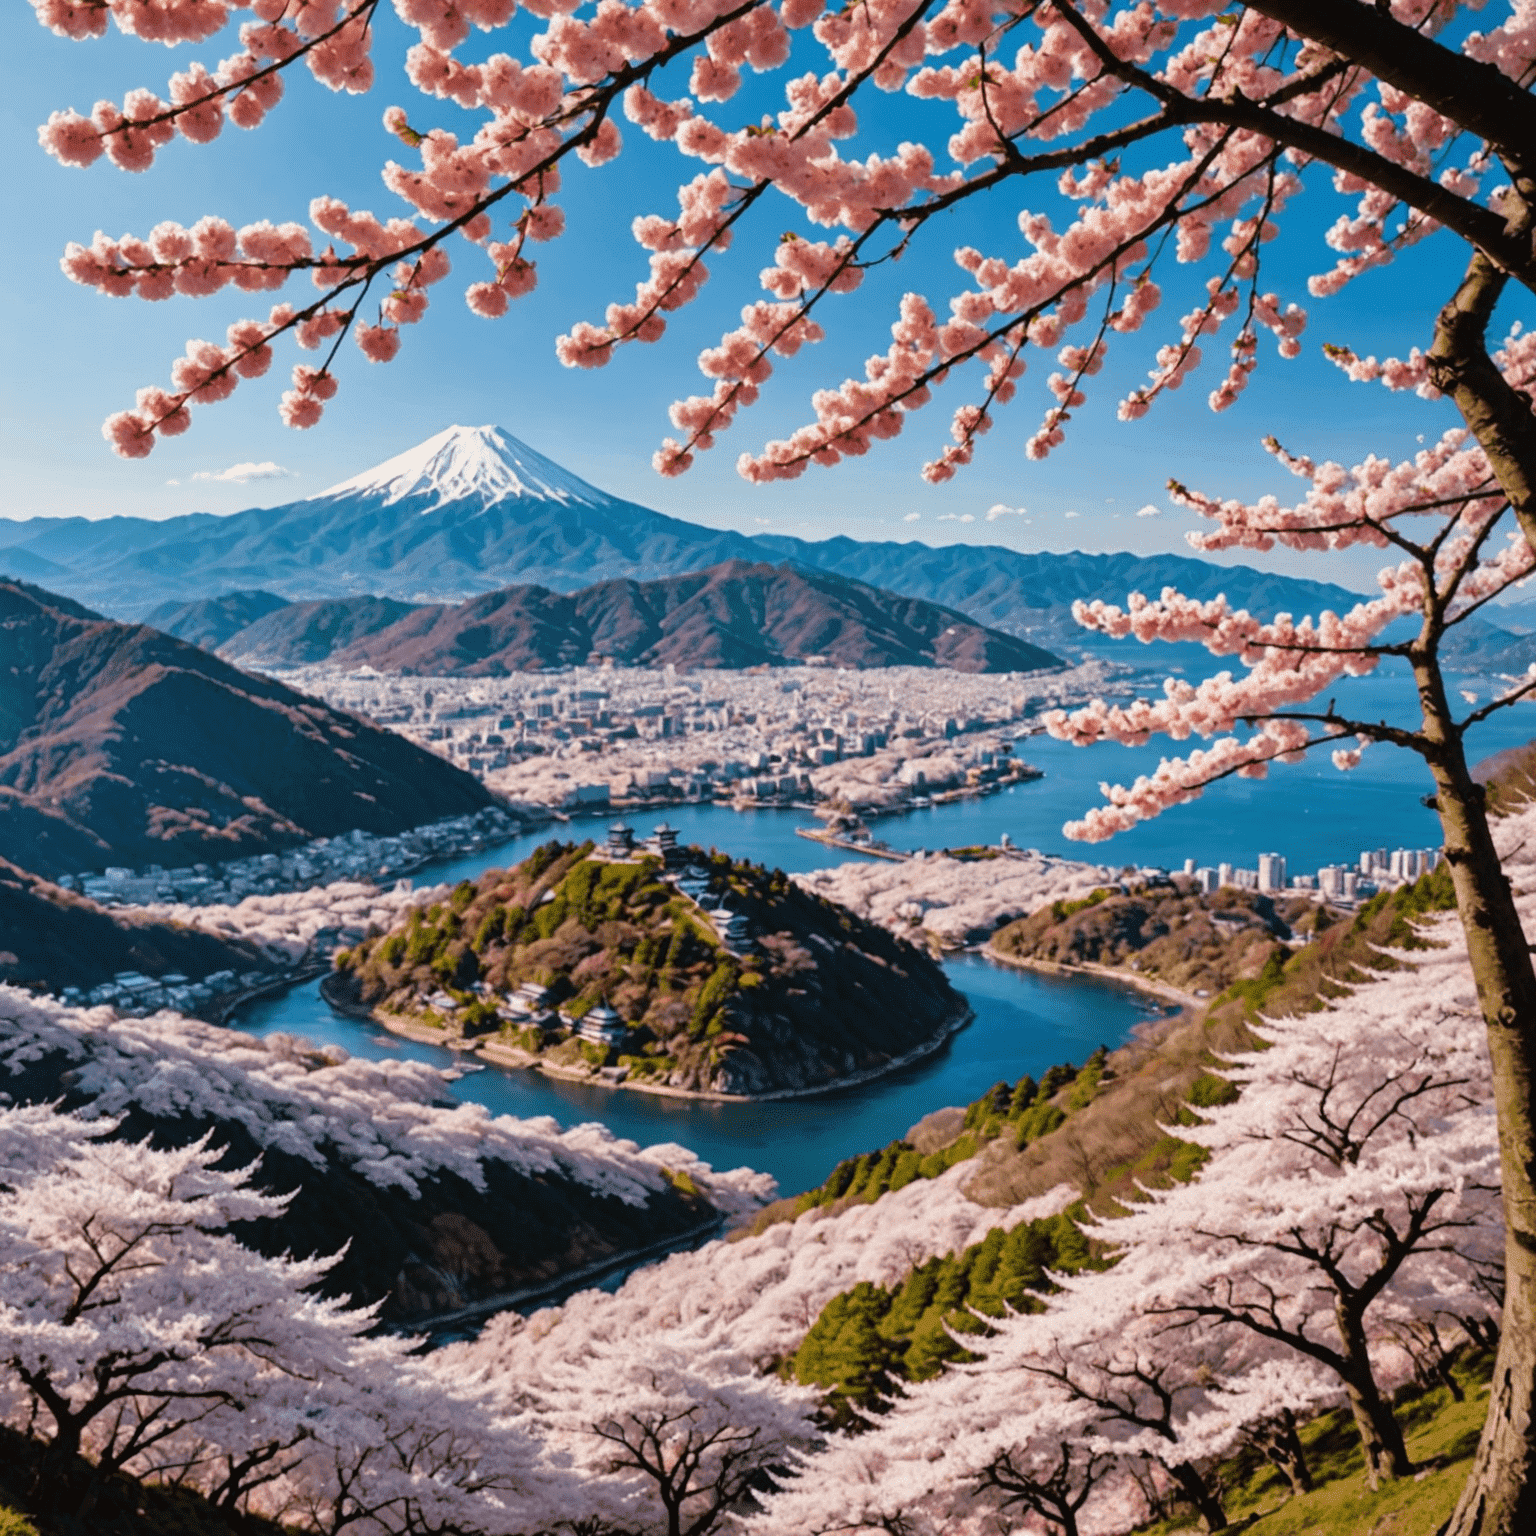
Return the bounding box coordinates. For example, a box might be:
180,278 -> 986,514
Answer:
32,0 -> 1536,494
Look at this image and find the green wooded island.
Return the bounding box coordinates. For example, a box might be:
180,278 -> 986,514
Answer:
325,824 -> 971,1098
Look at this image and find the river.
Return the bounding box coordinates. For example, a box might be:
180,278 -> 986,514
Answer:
239,957 -> 1162,1198
233,659 -> 1533,1198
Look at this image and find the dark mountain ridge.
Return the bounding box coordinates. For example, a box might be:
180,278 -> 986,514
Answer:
219,560 -> 1061,674
0,580 -> 494,877
220,593 -> 425,667
142,588 -> 290,649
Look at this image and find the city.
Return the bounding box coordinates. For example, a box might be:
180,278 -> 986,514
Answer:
279,659 -> 1125,817
1178,845 -> 1443,903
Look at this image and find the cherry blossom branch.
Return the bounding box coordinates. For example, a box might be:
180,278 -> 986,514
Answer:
741,133 -> 1266,481
1050,0 -> 1536,290
41,0 -> 383,169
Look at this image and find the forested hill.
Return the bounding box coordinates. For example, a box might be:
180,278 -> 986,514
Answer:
331,838 -> 969,1097
0,580 -> 494,877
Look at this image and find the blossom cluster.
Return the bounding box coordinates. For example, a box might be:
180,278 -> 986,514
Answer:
32,0 -> 1525,471
0,985 -> 769,1209
1041,327 -> 1535,843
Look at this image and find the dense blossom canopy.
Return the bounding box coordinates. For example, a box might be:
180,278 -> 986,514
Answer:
31,1 -> 1536,472
754,884 -> 1506,1532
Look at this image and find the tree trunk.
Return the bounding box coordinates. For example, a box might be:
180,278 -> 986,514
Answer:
1044,1501 -> 1079,1536
1257,1409 -> 1314,1497
1166,1460 -> 1227,1530
1426,242 -> 1536,557
1414,659 -> 1536,1535
1331,1292 -> 1412,1485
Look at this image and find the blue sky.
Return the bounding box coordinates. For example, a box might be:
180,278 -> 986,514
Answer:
3,5 -> 1526,592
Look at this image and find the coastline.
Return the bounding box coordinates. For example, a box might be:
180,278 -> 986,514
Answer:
980,942 -> 1200,1012
204,963 -> 332,1026
411,1214 -> 726,1337
318,974 -> 976,1105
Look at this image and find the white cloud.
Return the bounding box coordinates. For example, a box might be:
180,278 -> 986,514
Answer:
753,517 -> 772,526
164,478 -> 180,487
1135,503 -> 1163,518
986,503 -> 1028,522
192,460 -> 296,485
903,512 -> 921,523
1064,510 -> 1081,520
937,513 -> 975,523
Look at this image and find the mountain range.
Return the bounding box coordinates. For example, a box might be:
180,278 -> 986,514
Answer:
7,423 -> 1532,670
0,580 -> 493,877
0,425 -> 1371,656
179,561 -> 1060,674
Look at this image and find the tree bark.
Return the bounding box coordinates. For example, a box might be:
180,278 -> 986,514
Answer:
1411,654 -> 1536,1536
1242,1 -> 1536,172
1426,208 -> 1536,558
1256,1409 -> 1314,1497
1167,1460 -> 1227,1531
1337,1297 -> 1414,1486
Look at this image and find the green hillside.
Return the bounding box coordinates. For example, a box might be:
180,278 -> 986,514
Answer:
332,838 -> 968,1097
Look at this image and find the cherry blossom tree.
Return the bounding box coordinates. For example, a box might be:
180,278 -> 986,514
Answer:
755,906 -> 1504,1534
1096,978 -> 1502,1489
0,1101 -> 558,1534
1039,318 -> 1534,1526
474,1338 -> 817,1536
0,1114 -> 340,1523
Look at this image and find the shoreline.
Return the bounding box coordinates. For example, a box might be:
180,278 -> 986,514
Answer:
318,974 -> 976,1105
203,963 -> 332,1026
410,1214 -> 726,1337
979,943 -> 1200,1012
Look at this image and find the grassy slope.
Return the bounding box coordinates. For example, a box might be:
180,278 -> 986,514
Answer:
1141,1352 -> 1492,1535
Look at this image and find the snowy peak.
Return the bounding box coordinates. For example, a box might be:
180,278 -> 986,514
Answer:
311,424 -> 614,511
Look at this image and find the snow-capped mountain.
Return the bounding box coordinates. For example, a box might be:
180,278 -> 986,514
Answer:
0,425 -> 759,614
0,423 -> 1367,648
313,424 -> 612,511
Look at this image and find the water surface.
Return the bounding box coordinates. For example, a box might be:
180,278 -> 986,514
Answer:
238,956 -> 1160,1197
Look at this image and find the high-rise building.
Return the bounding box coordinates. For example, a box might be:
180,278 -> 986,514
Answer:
1218,861 -> 1234,888
1257,852 -> 1287,891
1193,867 -> 1219,894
